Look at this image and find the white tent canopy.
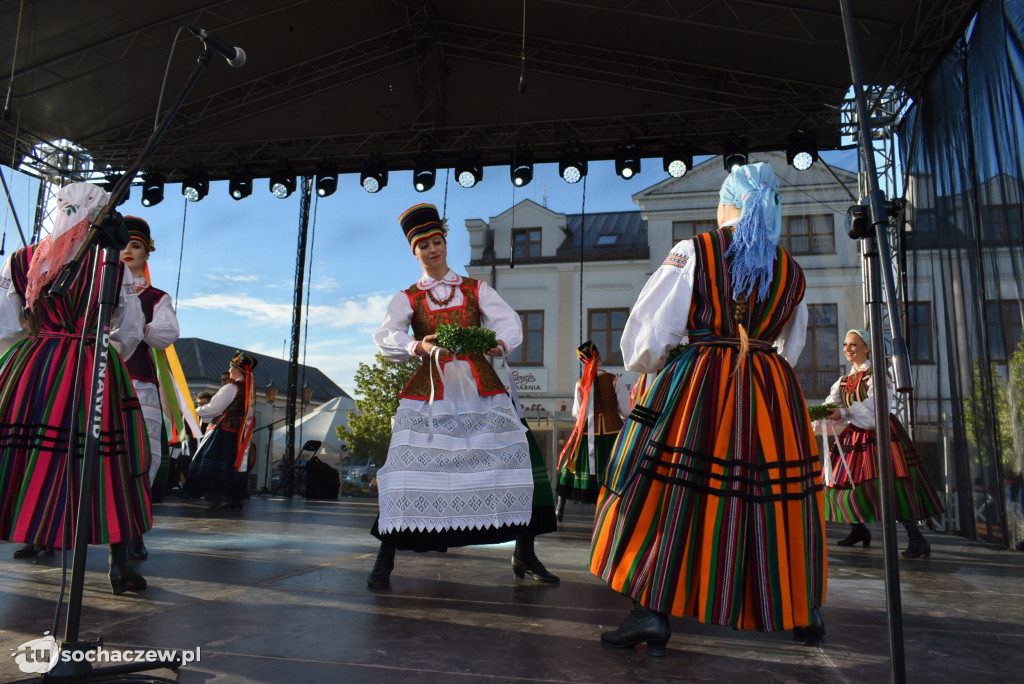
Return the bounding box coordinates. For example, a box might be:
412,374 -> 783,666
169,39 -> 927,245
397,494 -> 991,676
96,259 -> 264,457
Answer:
272,396 -> 355,465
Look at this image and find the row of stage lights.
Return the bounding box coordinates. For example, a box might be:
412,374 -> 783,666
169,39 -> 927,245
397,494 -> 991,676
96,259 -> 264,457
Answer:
116,137 -> 818,207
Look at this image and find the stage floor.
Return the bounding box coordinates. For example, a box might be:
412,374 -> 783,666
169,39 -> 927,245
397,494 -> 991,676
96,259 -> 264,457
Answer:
1,496 -> 1022,683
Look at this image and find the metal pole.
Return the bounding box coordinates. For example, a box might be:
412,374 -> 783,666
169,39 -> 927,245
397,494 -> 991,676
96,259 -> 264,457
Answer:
839,2 -> 910,682
283,176 -> 313,495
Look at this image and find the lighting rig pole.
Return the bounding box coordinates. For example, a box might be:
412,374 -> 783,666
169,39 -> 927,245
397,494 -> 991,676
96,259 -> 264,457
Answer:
839,2 -> 915,683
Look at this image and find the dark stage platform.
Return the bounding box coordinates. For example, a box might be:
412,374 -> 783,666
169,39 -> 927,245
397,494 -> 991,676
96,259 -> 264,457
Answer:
2,496 -> 1022,683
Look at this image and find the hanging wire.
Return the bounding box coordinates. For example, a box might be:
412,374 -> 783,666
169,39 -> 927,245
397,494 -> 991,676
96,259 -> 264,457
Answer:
173,197 -> 189,310
441,168 -> 450,220
2,0 -> 25,121
578,175 -> 587,382
298,190 -> 320,445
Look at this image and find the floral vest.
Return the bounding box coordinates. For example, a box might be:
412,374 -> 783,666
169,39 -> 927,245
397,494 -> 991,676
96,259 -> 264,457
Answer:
399,277 -> 506,400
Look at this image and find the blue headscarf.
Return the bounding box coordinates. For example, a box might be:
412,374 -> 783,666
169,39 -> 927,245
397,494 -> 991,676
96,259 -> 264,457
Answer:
719,162 -> 782,302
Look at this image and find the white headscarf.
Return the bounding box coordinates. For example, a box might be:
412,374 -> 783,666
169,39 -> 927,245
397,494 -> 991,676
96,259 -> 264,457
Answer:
25,182 -> 109,307
719,162 -> 782,302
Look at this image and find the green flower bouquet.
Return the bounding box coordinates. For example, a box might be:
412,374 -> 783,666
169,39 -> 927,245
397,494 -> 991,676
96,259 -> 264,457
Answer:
806,403 -> 838,421
434,324 -> 498,355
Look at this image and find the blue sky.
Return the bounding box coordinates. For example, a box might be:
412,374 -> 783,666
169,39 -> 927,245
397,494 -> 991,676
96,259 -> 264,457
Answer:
0,151 -> 857,395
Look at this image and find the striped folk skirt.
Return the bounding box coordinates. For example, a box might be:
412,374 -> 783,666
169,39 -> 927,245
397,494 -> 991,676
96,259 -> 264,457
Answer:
825,418 -> 944,523
0,337 -> 152,548
590,344 -> 826,632
556,433 -> 616,504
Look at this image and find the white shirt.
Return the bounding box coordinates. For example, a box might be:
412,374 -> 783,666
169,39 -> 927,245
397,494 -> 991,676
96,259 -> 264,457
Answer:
620,223 -> 807,373
196,382 -> 239,421
133,279 -> 180,351
825,359 -> 894,430
374,270 -> 523,360
571,369 -> 631,419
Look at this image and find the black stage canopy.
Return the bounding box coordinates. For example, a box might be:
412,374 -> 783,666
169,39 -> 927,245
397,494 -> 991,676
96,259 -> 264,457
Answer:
0,0 -> 977,184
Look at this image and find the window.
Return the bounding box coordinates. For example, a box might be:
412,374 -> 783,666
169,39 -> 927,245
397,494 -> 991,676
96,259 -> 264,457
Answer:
981,203 -> 1023,244
793,303 -> 841,398
512,228 -> 542,259
588,308 -> 629,366
780,214 -> 835,255
596,234 -> 619,246
508,310 -> 544,365
672,220 -> 715,242
905,302 -> 934,364
985,299 -> 1023,363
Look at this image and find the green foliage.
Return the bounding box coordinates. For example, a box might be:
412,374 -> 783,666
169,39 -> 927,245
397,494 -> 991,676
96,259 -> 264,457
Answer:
335,353 -> 418,466
435,323 -> 497,355
963,339 -> 1024,474
667,343 -> 689,363
807,403 -> 838,421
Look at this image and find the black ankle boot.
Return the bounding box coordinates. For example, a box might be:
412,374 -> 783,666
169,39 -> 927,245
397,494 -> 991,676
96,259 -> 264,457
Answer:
555,496 -> 566,522
13,543 -> 42,559
793,608 -> 826,646
366,543 -> 396,589
601,603 -> 671,656
109,541 -> 147,595
128,535 -> 148,560
836,523 -> 871,547
901,521 -> 931,558
512,534 -> 560,584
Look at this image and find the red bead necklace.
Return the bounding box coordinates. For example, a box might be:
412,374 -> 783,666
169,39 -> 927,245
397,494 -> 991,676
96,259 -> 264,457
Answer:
426,284 -> 456,307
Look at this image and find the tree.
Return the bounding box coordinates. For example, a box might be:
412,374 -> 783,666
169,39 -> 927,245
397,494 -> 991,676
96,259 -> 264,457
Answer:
336,353 -> 418,466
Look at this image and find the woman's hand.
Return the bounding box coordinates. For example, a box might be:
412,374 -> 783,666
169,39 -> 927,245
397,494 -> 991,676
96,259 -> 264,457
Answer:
827,408 -> 843,421
419,334 -> 451,358
484,339 -> 507,357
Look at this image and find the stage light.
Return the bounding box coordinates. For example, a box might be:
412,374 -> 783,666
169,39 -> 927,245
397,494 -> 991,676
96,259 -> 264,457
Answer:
141,172 -> 165,207
722,141 -> 748,172
663,147 -> 692,178
360,157 -> 388,193
455,155 -> 483,188
787,134 -> 818,171
269,166 -> 296,199
413,156 -> 435,193
102,173 -> 130,205
315,163 -> 338,197
511,149 -> 533,187
559,149 -> 587,184
181,169 -> 209,202
228,168 -> 253,200
614,142 -> 641,180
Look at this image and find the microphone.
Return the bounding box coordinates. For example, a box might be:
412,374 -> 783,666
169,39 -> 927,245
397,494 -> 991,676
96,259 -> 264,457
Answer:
186,25 -> 246,67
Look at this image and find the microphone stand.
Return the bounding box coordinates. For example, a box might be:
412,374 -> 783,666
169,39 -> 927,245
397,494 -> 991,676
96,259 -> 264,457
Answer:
36,46 -> 219,683
255,416 -> 287,495
839,2 -> 915,683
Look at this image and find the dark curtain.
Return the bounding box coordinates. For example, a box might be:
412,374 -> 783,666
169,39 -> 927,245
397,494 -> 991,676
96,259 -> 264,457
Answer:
900,0 -> 1024,546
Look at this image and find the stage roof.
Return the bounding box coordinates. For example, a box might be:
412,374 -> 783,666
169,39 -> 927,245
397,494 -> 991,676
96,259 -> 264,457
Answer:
0,0 -> 978,184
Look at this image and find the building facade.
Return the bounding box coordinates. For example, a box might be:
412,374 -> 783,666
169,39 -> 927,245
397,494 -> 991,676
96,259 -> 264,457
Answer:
466,151 -> 866,476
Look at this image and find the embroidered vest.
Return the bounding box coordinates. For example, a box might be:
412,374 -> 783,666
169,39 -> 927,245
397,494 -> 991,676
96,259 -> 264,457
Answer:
590,372 -> 624,435
217,379 -> 246,432
124,285 -> 167,385
399,277 -> 506,400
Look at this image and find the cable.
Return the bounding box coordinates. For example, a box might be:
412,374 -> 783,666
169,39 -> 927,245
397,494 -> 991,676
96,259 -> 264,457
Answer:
578,175 -> 587,383
173,196 -> 188,310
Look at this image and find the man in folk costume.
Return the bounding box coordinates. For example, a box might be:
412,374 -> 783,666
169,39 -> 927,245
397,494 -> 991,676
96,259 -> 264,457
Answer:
590,162 -> 825,655
188,352 -> 258,511
119,216 -> 181,559
0,182 -> 151,594
367,203 -> 558,589
555,340 -> 630,518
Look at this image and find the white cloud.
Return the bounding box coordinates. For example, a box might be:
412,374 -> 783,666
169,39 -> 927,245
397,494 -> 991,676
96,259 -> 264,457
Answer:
176,290 -> 392,331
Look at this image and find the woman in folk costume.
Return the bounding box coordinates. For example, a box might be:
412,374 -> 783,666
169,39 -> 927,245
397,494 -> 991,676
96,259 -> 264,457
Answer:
0,182 -> 151,595
555,340 -> 630,517
823,329 -> 943,558
590,162 -> 826,656
367,203 -> 558,589
119,216 -> 180,559
188,352 -> 258,511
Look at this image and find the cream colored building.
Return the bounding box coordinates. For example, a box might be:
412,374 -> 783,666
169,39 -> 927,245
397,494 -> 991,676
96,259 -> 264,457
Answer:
466,151 -> 863,471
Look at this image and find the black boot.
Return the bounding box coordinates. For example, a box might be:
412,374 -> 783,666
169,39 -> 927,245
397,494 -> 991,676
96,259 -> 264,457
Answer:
901,521 -> 931,559
512,534 -> 560,584
13,543 -> 42,559
836,522 -> 871,547
555,496 -> 566,522
366,543 -> 396,589
109,541 -> 147,595
128,535 -> 148,560
793,608 -> 826,646
601,602 -> 671,657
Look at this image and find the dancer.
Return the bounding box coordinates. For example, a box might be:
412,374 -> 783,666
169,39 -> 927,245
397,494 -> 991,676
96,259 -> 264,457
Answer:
555,340 -> 629,518
188,352 -> 258,511
119,216 -> 181,559
823,329 -> 943,558
367,203 -> 558,589
0,182 -> 150,594
590,161 -> 826,656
